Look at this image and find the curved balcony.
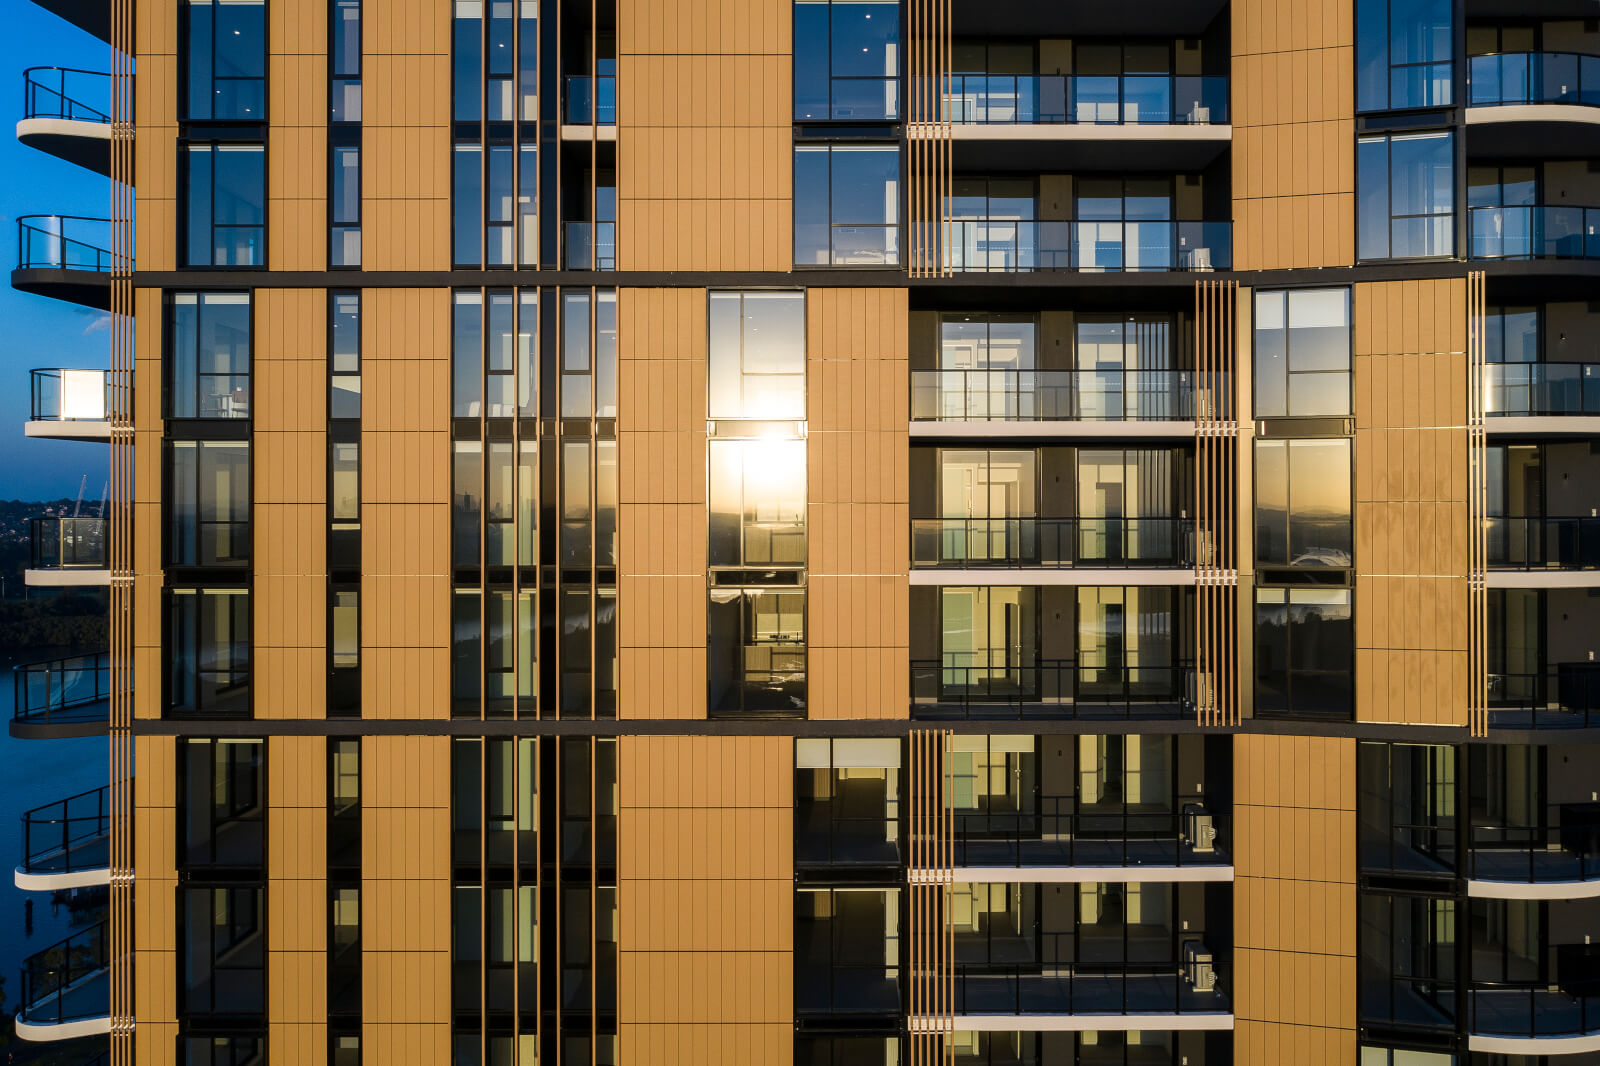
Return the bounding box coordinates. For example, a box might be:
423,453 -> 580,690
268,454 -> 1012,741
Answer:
1468,980 -> 1600,1055
1487,517 -> 1600,581
16,786 -> 110,891
12,652 -> 110,739
943,219 -> 1231,274
18,68 -> 111,175
27,516 -> 109,588
1484,361 -> 1600,436
912,517 -> 1195,576
14,922 -> 110,1041
912,658 -> 1193,721
13,216 -> 121,310
1468,53 -> 1600,157
1468,816 -> 1600,899
934,74 -> 1230,170
935,966 -> 1232,1027
910,369 -> 1214,438
27,368 -> 122,441
1489,666 -> 1600,730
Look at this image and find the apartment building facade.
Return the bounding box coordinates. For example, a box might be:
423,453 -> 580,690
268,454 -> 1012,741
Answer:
9,0 -> 1600,1062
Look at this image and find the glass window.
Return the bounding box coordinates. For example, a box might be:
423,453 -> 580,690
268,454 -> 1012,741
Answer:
1254,289 -> 1352,417
708,291 -> 806,419
795,145 -> 900,266
709,587 -> 806,715
183,0 -> 266,120
559,291 -> 618,418
795,738 -> 901,866
453,0 -> 538,266
169,292 -> 251,419
794,0 -> 900,121
1356,0 -> 1453,112
331,145 -> 361,267
181,885 -> 266,1015
167,441 -> 251,567
708,439 -> 807,567
183,1035 -> 266,1066
938,586 -> 1038,695
185,143 -> 266,266
1255,438 -> 1353,567
1255,587 -> 1354,717
168,587 -> 251,717
1484,305 -> 1538,364
180,738 -> 264,868
1358,132 -> 1454,261
940,315 -> 1037,370
331,0 -> 361,119
1357,741 -> 1457,875
1359,892 -> 1457,1026
331,291 -> 361,418
795,887 -> 901,1014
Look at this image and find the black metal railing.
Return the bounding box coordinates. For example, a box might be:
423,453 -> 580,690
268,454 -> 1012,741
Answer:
1468,815 -> 1600,883
564,74 -> 615,124
1488,666 -> 1600,729
1359,821 -> 1457,877
13,652 -> 112,727
30,516 -> 108,570
29,368 -> 124,422
16,215 -> 124,272
19,921 -> 109,1026
21,785 -> 110,876
1468,205 -> 1600,261
911,517 -> 1195,569
1469,980 -> 1600,1039
951,803 -> 1228,868
1486,362 -> 1600,417
942,219 -> 1231,272
1469,52 -> 1600,108
910,368 -> 1218,422
936,964 -> 1228,1016
911,658 -> 1193,721
23,66 -> 111,122
1487,516 -> 1600,569
942,73 -> 1228,125
795,812 -> 901,867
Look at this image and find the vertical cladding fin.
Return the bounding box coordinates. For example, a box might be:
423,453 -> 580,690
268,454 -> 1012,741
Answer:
908,729 -> 950,1053
1467,270 -> 1488,736
109,0 -> 135,1054
906,0 -> 950,277
1196,279 -> 1241,726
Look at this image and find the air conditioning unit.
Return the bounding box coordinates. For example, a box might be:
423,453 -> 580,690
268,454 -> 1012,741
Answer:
1184,940 -> 1217,992
1184,804 -> 1217,853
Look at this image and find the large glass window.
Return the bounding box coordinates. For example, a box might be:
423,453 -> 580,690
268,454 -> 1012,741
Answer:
182,885 -> 266,1016
795,737 -> 901,866
708,587 -> 806,716
329,0 -> 361,266
185,143 -> 266,266
708,291 -> 806,419
1255,588 -> 1354,717
708,440 -> 807,567
1358,741 -> 1457,875
1359,892 -> 1457,1027
167,441 -> 251,566
1485,305 -> 1539,364
1356,0 -> 1453,112
796,887 -> 901,1014
452,0 -> 539,267
939,586 -> 1037,692
940,315 -> 1037,370
1358,132 -> 1454,261
1255,439 -> 1352,567
183,0 -> 266,120
180,738 -> 265,869
168,587 -> 251,717
1254,289 -> 1352,418
169,293 -> 251,419
795,145 -> 900,266
794,0 -> 900,121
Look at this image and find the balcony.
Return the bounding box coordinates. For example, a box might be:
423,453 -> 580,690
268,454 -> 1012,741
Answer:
911,659 -> 1193,721
937,968 -> 1231,1022
1489,666 -> 1600,730
1485,361 -> 1600,435
1468,205 -> 1600,263
1487,516 -> 1600,574
1468,981 -> 1600,1053
13,216 -> 122,310
563,220 -> 615,270
912,517 -> 1195,572
942,219 -> 1231,273
26,368 -> 121,441
18,68 -> 111,175
1468,813 -> 1600,897
27,517 -> 109,587
11,652 -> 110,739
951,806 -> 1230,875
910,369 -> 1213,437
563,74 -> 616,130
14,922 -> 110,1041
16,786 -> 110,891
1468,52 -> 1600,158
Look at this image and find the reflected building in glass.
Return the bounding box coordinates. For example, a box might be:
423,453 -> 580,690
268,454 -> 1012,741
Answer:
14,0 -> 1600,1061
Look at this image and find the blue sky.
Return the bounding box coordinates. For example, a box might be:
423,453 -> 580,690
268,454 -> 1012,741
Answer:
0,0 -> 115,502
